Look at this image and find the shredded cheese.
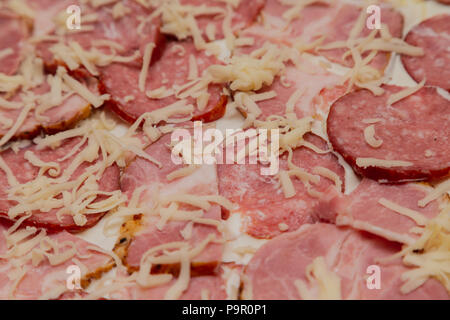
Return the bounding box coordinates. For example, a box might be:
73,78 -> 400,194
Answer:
378,198 -> 428,226
387,80 -> 426,106
356,158 -> 413,168
363,124 -> 383,148
295,256 -> 342,300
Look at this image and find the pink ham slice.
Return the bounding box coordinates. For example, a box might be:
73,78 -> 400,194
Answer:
126,267 -> 228,300
0,222 -> 112,300
402,14 -> 450,91
102,40 -> 227,124
0,10 -> 29,75
255,0 -> 403,71
129,275 -> 227,299
101,266 -> 228,300
55,290 -> 89,300
119,131 -> 223,274
0,79 -> 94,141
244,223 -> 449,300
235,29 -> 344,120
327,85 -> 450,183
218,134 -> 345,239
0,136 -> 120,233
323,179 -> 442,244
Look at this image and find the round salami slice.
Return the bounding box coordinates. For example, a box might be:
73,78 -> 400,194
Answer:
119,131 -> 223,275
243,223 -> 449,300
102,40 -> 227,124
0,74 -> 99,142
0,222 -> 113,300
175,0 -> 265,41
26,0 -> 73,37
33,0 -> 165,73
402,14 -> 450,91
316,3 -> 404,70
0,10 -> 29,75
218,134 -> 345,239
0,137 -> 120,233
0,79 -> 91,140
327,85 -> 450,183
256,1 -> 403,71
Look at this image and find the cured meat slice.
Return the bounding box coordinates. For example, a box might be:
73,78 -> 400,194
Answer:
246,64 -> 343,120
0,10 -> 29,75
234,29 -> 343,120
33,0 -> 165,71
55,290 -> 89,300
102,40 -> 227,124
0,136 -> 120,233
314,2 -> 403,69
118,131 -> 223,274
0,222 -> 113,300
26,0 -> 73,37
218,134 -> 345,239
402,14 -> 450,91
90,266 -> 230,300
126,268 -> 228,300
160,0 -> 265,41
243,223 -> 449,300
254,0 -> 403,70
332,179 -> 442,244
0,78 -> 93,142
129,274 -> 227,300
327,85 -> 450,183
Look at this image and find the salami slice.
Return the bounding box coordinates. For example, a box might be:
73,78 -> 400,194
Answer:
162,0 -> 265,41
218,134 -> 345,239
0,222 -> 113,300
326,179 -> 442,244
243,223 -> 449,300
33,0 -> 165,72
102,40 -> 227,124
315,2 -> 403,70
254,0 -> 403,71
0,78 -> 94,142
0,137 -> 120,233
0,10 -> 29,75
327,85 -> 450,183
26,0 -> 73,37
118,131 -> 223,275
402,14 -> 450,91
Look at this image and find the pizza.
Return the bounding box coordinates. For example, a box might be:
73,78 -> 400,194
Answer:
0,0 -> 448,300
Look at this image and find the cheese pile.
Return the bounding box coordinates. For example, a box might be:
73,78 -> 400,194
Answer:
398,201 -> 450,293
